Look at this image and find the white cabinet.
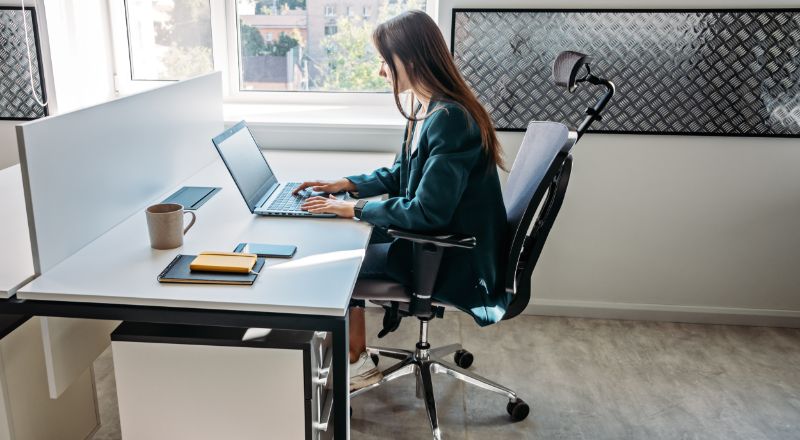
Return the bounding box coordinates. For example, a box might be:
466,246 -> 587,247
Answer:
111,323 -> 333,440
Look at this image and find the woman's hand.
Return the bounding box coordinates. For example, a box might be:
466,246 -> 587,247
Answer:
292,179 -> 356,195
301,195 -> 357,218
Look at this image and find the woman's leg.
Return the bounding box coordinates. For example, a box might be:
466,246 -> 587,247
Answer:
349,306 -> 366,363
349,231 -> 414,389
349,231 -> 394,363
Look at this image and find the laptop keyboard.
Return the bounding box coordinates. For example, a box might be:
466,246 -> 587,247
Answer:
266,182 -> 308,212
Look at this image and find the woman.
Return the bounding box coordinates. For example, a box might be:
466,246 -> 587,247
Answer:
295,10 -> 508,391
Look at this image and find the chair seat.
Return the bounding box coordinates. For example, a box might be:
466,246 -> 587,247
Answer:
352,279 -> 448,307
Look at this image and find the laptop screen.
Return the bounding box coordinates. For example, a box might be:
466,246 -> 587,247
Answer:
212,122 -> 277,211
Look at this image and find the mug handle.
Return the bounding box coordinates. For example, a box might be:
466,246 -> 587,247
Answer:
183,211 -> 197,234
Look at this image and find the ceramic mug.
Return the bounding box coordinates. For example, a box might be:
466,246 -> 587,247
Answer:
145,203 -> 196,250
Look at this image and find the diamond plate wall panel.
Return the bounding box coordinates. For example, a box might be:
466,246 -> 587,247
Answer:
0,7 -> 47,120
453,10 -> 800,136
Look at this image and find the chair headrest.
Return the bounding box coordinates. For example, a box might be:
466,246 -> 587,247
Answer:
553,51 -> 592,92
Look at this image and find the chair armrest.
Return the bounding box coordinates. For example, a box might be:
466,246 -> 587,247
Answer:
367,228 -> 476,323
386,228 -> 477,249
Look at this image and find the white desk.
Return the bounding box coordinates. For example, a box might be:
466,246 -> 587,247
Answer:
0,165 -> 35,298
11,150 -> 394,439
17,151 -> 386,316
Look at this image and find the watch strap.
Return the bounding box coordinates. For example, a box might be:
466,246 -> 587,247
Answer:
354,200 -> 368,219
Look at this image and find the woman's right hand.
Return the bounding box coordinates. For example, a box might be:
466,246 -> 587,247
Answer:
292,178 -> 356,195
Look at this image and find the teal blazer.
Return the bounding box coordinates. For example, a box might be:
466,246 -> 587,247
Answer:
347,101 -> 508,326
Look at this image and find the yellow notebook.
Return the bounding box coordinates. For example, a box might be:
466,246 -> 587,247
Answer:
189,252 -> 258,274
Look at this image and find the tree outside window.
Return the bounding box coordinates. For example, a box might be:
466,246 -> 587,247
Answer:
318,0 -> 426,91
237,0 -> 427,92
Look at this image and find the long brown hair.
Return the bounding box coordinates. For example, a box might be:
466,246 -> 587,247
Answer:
373,10 -> 504,169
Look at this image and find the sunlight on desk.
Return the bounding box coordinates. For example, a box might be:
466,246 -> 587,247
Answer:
270,249 -> 365,270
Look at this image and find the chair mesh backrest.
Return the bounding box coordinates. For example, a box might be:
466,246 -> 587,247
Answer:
503,122 -> 570,232
501,121 -> 573,319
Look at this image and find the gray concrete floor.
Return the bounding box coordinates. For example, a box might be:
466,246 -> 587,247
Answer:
91,310 -> 800,439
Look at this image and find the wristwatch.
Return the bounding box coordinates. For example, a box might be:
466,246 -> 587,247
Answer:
353,200 -> 368,219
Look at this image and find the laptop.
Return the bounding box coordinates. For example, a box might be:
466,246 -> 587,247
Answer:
212,121 -> 343,217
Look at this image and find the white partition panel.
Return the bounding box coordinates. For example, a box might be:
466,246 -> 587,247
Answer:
16,72 -> 224,398
0,166 -> 34,298
39,318 -> 119,398
17,72 -> 223,274
0,317 -> 100,440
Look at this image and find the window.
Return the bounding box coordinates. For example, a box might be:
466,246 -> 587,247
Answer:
236,0 -> 427,93
124,0 -> 214,81
111,0 -> 432,97
324,23 -> 338,36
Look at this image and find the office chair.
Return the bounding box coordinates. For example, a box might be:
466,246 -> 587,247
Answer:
351,51 -> 615,439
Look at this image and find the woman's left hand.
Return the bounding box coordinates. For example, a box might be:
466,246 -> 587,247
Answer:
301,195 -> 356,218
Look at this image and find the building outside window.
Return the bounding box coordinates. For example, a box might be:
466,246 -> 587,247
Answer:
324,5 -> 336,17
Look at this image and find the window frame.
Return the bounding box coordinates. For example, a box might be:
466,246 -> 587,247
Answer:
109,0 -> 438,107
109,0 -> 229,96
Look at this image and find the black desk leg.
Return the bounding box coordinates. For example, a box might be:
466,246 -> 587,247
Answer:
332,312 -> 349,439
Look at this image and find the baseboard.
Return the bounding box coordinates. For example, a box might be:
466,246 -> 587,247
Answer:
524,299 -> 800,328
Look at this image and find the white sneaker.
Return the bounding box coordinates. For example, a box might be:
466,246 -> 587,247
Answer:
349,352 -> 382,391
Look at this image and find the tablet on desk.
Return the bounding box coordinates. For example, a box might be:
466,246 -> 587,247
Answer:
234,243 -> 297,258
161,186 -> 221,210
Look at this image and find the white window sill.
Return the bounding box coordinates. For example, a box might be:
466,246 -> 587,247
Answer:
223,103 -> 406,153
224,103 -> 406,130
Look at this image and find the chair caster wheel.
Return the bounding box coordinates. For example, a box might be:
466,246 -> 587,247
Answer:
454,349 -> 474,369
370,353 -> 379,366
507,399 -> 530,422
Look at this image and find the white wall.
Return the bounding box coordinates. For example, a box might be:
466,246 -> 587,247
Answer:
440,0 -> 800,326
0,0 -> 115,170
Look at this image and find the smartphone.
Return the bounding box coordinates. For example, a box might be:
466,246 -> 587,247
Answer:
234,243 -> 297,258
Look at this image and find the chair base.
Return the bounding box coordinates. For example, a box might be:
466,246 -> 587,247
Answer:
351,321 -> 527,440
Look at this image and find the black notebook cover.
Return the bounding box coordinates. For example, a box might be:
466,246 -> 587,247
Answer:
158,254 -> 265,285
